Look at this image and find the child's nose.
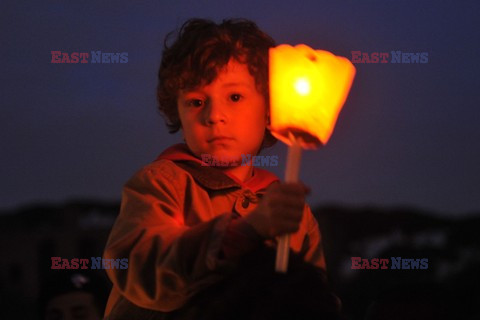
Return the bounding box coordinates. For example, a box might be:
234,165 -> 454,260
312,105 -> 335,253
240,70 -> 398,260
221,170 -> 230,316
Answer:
204,99 -> 227,125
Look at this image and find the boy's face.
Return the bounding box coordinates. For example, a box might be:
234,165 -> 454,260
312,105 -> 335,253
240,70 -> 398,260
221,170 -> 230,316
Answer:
177,60 -> 268,163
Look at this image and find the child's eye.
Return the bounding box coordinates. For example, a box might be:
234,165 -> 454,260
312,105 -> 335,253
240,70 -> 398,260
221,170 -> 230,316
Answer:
187,99 -> 204,107
229,94 -> 243,102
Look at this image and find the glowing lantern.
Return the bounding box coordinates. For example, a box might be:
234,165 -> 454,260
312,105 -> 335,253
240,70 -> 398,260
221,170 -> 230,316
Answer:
269,44 -> 356,272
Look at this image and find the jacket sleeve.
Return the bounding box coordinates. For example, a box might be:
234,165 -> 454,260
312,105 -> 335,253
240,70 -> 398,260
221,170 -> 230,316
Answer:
103,164 -> 234,312
302,205 -> 327,270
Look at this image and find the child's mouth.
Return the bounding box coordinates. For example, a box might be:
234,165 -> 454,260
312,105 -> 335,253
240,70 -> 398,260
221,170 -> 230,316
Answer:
207,136 -> 234,143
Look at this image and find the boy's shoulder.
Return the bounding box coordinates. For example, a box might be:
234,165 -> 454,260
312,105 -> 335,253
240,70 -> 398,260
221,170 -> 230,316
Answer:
130,158 -> 190,183
129,143 -> 201,181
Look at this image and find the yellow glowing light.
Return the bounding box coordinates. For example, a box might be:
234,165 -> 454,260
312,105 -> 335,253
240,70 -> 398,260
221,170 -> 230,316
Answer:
294,78 -> 311,96
269,44 -> 356,149
270,44 -> 356,273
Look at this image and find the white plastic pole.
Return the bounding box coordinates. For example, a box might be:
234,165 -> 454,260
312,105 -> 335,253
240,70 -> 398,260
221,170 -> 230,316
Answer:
275,138 -> 302,273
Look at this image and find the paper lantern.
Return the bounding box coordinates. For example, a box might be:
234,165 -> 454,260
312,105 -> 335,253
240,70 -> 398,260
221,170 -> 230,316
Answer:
269,44 -> 356,272
269,44 -> 356,149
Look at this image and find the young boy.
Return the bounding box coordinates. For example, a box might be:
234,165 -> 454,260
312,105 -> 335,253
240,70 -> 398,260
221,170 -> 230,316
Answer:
103,18 -> 326,318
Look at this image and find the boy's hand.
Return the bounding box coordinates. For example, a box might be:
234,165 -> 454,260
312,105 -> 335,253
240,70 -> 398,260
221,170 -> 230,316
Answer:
244,182 -> 310,239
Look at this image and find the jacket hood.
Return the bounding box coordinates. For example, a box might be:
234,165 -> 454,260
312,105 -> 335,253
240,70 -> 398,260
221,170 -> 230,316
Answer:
155,143 -> 280,192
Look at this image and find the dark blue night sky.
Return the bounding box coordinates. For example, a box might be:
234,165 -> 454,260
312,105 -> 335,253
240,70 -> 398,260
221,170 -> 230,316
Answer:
1,0 -> 479,215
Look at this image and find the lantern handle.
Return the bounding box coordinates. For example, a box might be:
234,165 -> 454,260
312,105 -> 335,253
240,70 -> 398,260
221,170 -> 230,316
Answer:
275,135 -> 303,273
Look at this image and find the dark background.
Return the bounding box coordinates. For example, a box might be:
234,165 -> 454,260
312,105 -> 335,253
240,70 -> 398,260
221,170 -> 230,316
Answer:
2,0 -> 479,215
1,0 -> 479,319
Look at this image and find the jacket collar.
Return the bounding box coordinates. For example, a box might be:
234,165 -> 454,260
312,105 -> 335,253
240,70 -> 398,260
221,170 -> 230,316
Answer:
155,143 -> 279,192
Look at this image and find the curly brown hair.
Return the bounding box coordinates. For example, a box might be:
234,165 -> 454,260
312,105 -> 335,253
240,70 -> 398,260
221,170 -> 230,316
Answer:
156,18 -> 277,149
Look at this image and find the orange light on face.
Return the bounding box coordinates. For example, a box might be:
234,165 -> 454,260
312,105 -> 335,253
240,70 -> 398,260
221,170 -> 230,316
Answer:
269,44 -> 356,149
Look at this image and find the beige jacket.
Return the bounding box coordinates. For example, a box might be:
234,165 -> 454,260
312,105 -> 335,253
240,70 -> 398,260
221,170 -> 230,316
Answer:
103,144 -> 325,317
